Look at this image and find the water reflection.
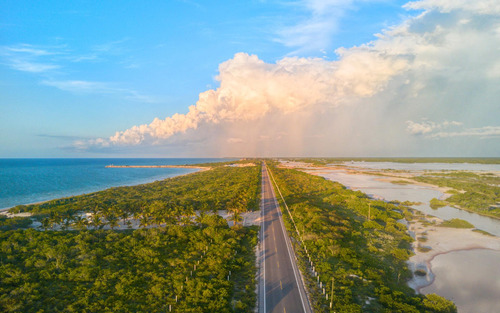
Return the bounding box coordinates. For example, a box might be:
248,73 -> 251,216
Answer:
302,163 -> 500,313
342,161 -> 500,172
421,250 -> 500,313
311,169 -> 500,236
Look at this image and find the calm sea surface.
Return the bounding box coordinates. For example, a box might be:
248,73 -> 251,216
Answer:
0,158 -> 229,210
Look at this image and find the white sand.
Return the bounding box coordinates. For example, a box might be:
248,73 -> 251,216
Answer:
15,209 -> 263,231
219,209 -> 262,227
0,211 -> 33,218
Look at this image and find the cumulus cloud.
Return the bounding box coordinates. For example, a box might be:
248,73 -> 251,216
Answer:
99,50 -> 406,146
404,0 -> 500,15
406,120 -> 462,135
406,120 -> 436,135
85,0 -> 500,156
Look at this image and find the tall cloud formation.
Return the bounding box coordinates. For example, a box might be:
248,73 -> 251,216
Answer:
85,0 -> 500,156
105,51 -> 406,146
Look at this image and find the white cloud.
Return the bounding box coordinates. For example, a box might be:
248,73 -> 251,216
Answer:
101,50 -> 406,146
1,42 -> 158,103
1,44 -> 62,73
9,60 -> 60,73
404,0 -> 500,15
74,138 -> 111,150
83,0 -> 500,156
41,80 -> 159,103
406,120 -> 437,135
430,126 -> 500,138
276,0 -> 355,53
5,46 -> 56,56
42,80 -> 107,93
406,120 -> 463,135
407,120 -> 499,139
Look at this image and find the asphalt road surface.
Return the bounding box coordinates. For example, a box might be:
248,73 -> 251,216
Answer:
259,163 -> 312,313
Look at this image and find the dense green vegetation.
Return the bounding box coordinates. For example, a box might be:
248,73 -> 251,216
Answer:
414,172 -> 500,218
1,164 -> 261,312
429,198 -> 447,209
191,159 -> 261,168
10,165 -> 261,230
439,218 -> 474,229
0,219 -> 258,312
472,229 -> 494,236
290,157 -> 500,165
0,216 -> 33,231
390,180 -> 412,185
267,162 -> 456,313
287,157 -> 500,219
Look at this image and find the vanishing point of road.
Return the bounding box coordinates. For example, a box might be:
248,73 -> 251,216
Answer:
259,163 -> 313,313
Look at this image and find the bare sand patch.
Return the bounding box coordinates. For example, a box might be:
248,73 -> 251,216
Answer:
219,210 -> 262,227
0,211 -> 32,218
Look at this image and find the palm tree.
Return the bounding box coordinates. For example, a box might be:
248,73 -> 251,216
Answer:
195,210 -> 207,226
108,214 -> 120,229
90,212 -> 104,229
229,211 -> 243,227
139,215 -> 148,228
72,214 -> 88,231
41,217 -> 51,230
61,211 -> 74,230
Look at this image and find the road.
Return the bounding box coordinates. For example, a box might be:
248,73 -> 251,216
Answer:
259,163 -> 312,313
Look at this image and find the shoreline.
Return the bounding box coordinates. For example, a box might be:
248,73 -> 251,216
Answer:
280,161 -> 500,295
1,166 -> 208,214
406,217 -> 500,293
105,164 -> 208,169
287,161 -> 500,221
373,177 -> 500,221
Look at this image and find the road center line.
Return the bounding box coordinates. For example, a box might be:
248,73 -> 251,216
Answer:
267,166 -> 310,313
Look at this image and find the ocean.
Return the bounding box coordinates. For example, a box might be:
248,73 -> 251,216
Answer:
0,158 -> 229,210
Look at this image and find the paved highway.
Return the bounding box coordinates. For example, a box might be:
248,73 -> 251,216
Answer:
259,163 -> 312,313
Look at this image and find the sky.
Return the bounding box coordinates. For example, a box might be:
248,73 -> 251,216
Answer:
1,0 -> 499,158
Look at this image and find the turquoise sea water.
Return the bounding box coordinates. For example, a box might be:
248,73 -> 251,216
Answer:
0,158 -> 228,210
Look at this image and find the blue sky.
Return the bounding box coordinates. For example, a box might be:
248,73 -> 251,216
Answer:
1,0 -> 499,157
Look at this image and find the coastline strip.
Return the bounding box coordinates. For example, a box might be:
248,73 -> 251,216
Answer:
106,165 -> 207,169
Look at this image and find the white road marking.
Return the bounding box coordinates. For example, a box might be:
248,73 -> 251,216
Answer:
267,166 -> 309,313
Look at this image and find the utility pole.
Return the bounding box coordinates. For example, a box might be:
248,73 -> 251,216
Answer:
368,203 -> 371,221
330,276 -> 334,309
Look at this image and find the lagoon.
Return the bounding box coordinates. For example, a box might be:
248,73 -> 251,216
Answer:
421,249 -> 500,313
342,161 -> 500,172
290,161 -> 500,313
307,168 -> 500,236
